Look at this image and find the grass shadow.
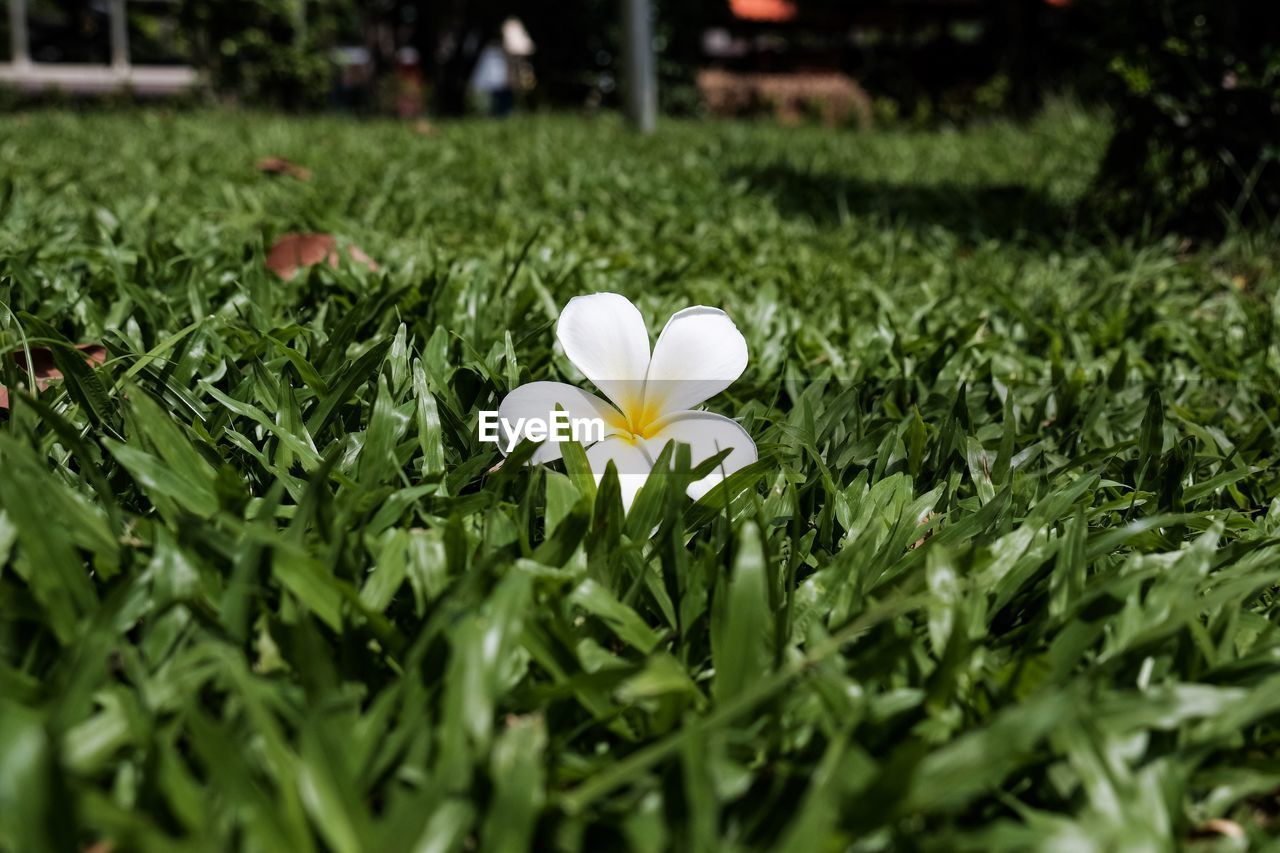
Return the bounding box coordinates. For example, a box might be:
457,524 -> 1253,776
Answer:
728,162 -> 1075,242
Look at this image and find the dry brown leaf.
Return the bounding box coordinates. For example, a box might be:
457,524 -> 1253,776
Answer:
266,233 -> 378,280
1196,818 -> 1244,840
13,343 -> 108,390
256,156 -> 312,180
911,511 -> 939,549
414,119 -> 437,137
266,233 -> 336,279
346,244 -> 380,271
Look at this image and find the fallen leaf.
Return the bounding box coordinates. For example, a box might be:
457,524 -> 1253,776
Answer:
911,511 -> 939,549
13,343 -> 108,390
1195,818 -> 1244,840
266,233 -> 378,280
266,233 -> 336,279
256,156 -> 312,180
414,119 -> 437,137
346,244 -> 380,271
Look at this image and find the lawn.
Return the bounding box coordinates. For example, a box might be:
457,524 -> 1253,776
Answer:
2,104 -> 1279,851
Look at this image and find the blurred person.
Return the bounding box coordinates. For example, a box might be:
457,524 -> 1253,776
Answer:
331,46 -> 374,111
396,47 -> 426,118
468,17 -> 535,116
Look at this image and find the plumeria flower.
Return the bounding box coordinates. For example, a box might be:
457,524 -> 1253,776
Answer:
498,292 -> 756,511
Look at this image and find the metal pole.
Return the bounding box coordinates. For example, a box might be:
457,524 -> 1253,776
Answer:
9,0 -> 30,67
109,0 -> 129,70
620,0 -> 657,133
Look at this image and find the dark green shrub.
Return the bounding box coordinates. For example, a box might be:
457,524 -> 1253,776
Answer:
181,0 -> 359,109
1083,1 -> 1280,233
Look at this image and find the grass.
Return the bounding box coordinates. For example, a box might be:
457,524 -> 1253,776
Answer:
1,101 -> 1279,851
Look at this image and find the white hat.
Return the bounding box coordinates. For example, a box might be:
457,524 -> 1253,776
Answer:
503,18 -> 535,57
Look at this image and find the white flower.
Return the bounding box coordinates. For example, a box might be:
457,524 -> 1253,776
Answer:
498,292 -> 757,511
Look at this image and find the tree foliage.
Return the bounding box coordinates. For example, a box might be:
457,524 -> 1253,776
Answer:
1083,0 -> 1280,232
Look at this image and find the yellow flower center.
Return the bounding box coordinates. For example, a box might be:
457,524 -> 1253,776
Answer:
610,393 -> 666,441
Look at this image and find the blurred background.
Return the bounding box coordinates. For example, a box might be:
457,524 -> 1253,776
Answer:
0,0 -> 1276,232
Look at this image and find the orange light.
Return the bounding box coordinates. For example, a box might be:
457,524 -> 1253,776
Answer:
730,0 -> 798,23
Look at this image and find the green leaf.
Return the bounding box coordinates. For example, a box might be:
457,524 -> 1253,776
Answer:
711,521 -> 772,703
570,579 -> 662,654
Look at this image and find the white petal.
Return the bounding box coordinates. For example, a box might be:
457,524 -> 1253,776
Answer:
556,293 -> 651,419
496,381 -> 624,463
586,435 -> 655,513
647,411 -> 757,502
642,307 -> 748,416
